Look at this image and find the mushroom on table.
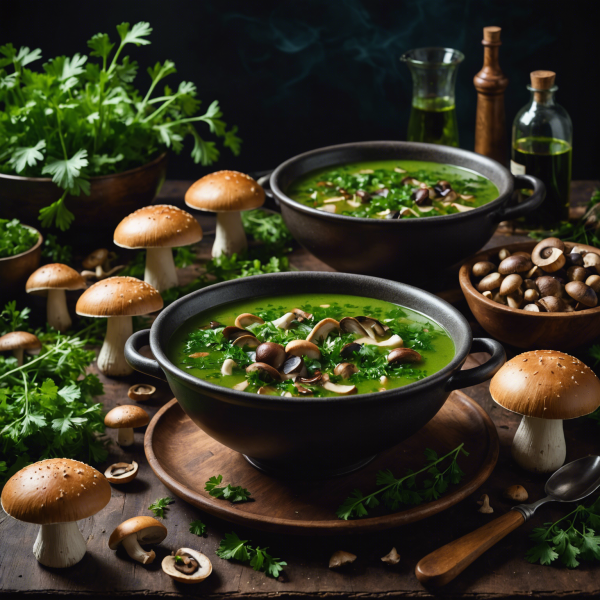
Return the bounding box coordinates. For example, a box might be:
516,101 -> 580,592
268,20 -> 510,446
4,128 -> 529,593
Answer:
104,461 -> 139,484
25,264 -> 86,332
75,276 -> 163,376
114,205 -> 203,292
185,170 -> 265,257
162,548 -> 213,583
0,459 -> 111,567
0,331 -> 41,366
490,350 -> 600,473
104,405 -> 150,446
109,516 -> 167,564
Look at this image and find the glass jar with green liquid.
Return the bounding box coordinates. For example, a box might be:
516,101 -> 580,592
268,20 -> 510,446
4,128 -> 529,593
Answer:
401,48 -> 464,147
511,71 -> 572,229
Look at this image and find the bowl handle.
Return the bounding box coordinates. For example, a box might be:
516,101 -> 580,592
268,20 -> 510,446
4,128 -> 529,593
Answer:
124,329 -> 167,381
491,174 -> 546,222
445,338 -> 506,391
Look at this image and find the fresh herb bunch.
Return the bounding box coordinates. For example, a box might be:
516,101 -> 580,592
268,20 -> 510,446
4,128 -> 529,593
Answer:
336,444 -> 468,520
0,301 -> 31,335
241,210 -> 293,256
0,219 -> 39,258
529,188 -> 600,245
0,312 -> 107,485
205,474 -> 252,503
0,22 -> 241,230
216,532 -> 287,578
526,497 -> 600,568
41,234 -> 73,264
148,496 -> 174,518
189,519 -> 207,536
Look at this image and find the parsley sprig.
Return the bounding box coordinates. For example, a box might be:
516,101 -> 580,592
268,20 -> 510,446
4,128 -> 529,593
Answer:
148,496 -> 174,518
216,532 -> 287,578
526,497 -> 600,568
189,519 -> 207,536
0,219 -> 39,258
336,444 -> 468,520
205,475 -> 252,503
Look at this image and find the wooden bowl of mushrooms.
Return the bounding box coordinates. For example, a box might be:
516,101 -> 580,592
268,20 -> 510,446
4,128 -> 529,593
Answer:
459,237 -> 600,350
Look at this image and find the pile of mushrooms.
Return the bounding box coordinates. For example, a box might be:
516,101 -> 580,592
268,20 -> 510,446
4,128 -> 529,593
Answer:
202,309 -> 419,396
470,237 -> 600,312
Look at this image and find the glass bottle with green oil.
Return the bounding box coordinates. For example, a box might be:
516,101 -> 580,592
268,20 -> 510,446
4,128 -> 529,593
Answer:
401,48 -> 463,147
511,71 -> 573,229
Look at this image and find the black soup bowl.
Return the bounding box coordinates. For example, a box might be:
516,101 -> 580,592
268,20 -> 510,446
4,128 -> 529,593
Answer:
269,141 -> 545,279
125,272 -> 505,479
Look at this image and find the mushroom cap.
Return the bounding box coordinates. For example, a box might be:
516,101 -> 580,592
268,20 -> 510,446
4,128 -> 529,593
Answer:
108,516 -> 167,550
162,548 -> 212,583
26,264 -> 86,293
0,331 -> 41,352
128,384 -> 157,402
184,171 -> 265,213
285,339 -> 321,360
1,458 -> 111,525
76,277 -> 163,318
104,405 -> 149,429
104,461 -> 139,484
82,248 -> 109,269
490,350 -> 600,420
113,205 -> 203,249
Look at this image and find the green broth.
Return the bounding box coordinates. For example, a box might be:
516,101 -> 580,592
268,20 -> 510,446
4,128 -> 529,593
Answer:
287,160 -> 499,219
169,293 -> 455,397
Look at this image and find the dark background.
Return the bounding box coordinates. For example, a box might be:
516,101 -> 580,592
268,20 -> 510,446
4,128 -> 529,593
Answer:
1,0 -> 598,180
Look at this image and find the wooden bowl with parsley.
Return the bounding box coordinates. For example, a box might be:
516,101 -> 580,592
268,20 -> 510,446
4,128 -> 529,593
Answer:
0,219 -> 43,299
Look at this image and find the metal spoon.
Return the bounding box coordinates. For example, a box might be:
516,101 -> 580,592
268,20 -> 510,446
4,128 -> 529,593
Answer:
415,455 -> 600,587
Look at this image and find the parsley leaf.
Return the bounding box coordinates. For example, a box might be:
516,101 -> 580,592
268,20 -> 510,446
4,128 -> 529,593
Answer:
205,475 -> 252,503
0,219 -> 40,258
189,519 -> 207,536
148,496 -> 174,519
216,533 -> 286,578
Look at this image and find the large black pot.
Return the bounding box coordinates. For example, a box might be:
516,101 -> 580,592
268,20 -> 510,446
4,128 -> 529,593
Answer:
125,272 -> 505,478
269,141 -> 545,278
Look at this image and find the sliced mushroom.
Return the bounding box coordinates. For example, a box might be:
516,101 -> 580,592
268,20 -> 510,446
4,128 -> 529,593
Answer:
471,261 -> 496,278
499,273 -> 523,296
381,547 -> 401,565
189,352 -> 210,358
200,321 -> 223,330
272,312 -> 297,330
255,342 -> 286,369
339,317 -> 371,338
232,335 -> 260,348
104,461 -> 139,484
306,318 -> 340,343
128,384 -> 156,402
531,243 -> 566,272
356,316 -> 389,336
257,386 -> 278,395
498,255 -> 533,275
387,348 -> 422,364
329,550 -> 357,569
291,307 -> 313,322
162,548 -> 212,584
478,272 -> 503,293
334,362 -> 359,379
233,380 -> 249,391
222,326 -> 250,342
565,281 -> 598,308
297,371 -> 323,385
294,383 -> 313,395
340,341 -> 363,357
322,381 -> 357,395
317,204 -> 336,213
282,355 -> 307,378
221,358 -> 237,376
246,362 -> 282,382
450,202 -> 475,212
234,313 -> 265,329
353,334 -> 404,349
285,339 -> 321,360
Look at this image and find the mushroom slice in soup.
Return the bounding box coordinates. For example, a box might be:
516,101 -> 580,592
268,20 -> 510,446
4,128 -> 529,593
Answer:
306,318 -> 340,343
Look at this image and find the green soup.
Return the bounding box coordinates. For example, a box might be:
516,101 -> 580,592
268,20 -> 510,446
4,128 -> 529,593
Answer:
169,294 -> 455,397
287,160 -> 499,219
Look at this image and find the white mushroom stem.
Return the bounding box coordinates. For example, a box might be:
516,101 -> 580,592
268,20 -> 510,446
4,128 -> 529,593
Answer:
212,212 -> 247,258
145,247 -> 179,292
13,349 -> 24,367
511,416 -> 566,473
121,533 -> 156,564
98,316 -> 134,376
47,289 -> 71,333
221,359 -> 237,376
272,313 -> 296,329
33,522 -> 87,568
117,427 -> 135,447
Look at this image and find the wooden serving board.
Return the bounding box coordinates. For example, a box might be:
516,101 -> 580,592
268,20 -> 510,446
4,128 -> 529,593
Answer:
144,390 -> 499,535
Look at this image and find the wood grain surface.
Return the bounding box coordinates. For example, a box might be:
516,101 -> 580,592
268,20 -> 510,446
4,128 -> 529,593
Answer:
1,180 -> 600,599
144,391 -> 498,535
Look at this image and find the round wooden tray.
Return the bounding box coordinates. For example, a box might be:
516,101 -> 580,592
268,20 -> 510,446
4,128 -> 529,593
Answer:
144,390 -> 499,535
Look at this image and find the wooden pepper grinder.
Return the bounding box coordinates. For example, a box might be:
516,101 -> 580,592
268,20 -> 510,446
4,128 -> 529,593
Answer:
473,26 -> 509,165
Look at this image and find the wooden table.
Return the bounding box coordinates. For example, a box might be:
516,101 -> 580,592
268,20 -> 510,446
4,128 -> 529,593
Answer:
1,181 -> 599,599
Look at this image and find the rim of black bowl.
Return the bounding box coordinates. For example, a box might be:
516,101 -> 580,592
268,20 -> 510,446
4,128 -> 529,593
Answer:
270,140 -> 514,225
148,271 -> 473,407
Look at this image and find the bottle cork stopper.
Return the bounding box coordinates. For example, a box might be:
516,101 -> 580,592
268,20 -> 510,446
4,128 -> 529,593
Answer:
483,26 -> 502,43
530,70 -> 556,90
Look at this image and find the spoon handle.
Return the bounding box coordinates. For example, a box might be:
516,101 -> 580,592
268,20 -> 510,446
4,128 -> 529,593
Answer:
415,510 -> 525,587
